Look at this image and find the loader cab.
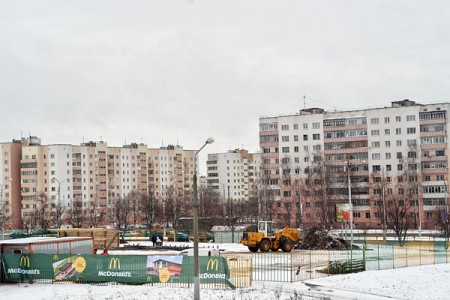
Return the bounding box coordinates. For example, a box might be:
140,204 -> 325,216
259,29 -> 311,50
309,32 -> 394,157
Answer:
258,221 -> 276,237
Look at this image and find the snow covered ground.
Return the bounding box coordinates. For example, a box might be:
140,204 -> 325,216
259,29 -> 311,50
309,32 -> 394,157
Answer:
2,241 -> 450,299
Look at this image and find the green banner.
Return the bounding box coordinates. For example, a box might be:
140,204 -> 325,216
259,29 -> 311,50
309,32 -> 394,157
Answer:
1,254 -> 235,289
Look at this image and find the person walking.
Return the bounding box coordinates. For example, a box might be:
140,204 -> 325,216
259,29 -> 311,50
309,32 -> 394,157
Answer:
151,234 -> 157,246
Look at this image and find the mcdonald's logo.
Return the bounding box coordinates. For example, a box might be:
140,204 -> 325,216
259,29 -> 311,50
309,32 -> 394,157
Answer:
20,256 -> 30,268
109,257 -> 121,270
206,258 -> 219,271
52,255 -> 59,261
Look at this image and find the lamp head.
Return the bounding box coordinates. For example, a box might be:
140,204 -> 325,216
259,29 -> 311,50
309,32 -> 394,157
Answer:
206,137 -> 214,144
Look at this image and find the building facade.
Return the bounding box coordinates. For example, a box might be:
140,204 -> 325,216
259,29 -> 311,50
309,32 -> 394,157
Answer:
1,137 -> 197,230
206,149 -> 260,203
259,100 -> 450,230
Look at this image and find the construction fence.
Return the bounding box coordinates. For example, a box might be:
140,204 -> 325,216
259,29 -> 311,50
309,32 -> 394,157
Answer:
1,241 -> 449,288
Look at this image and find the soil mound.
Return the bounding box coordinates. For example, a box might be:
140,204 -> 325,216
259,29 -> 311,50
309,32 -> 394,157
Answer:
298,228 -> 352,250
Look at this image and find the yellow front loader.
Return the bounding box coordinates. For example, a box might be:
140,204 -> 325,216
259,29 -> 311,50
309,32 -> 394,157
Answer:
240,221 -> 300,252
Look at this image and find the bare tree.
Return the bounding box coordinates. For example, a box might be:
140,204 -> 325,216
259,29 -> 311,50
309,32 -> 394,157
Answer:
385,186 -> 415,244
222,197 -> 243,243
51,201 -> 65,228
302,153 -> 335,230
34,192 -> 52,229
128,190 -> 141,226
259,161 -> 276,222
64,206 -> 85,228
115,195 -> 132,237
162,185 -> 187,239
85,205 -> 106,228
139,188 -> 160,229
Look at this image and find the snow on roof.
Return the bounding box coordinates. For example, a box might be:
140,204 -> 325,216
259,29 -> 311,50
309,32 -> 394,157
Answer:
0,236 -> 92,245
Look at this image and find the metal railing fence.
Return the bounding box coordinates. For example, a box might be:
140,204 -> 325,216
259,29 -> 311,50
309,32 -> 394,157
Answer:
1,241 -> 449,288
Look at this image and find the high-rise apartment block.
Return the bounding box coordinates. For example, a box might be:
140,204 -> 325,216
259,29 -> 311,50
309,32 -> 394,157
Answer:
207,149 -> 260,202
0,138 -> 196,230
260,100 -> 450,230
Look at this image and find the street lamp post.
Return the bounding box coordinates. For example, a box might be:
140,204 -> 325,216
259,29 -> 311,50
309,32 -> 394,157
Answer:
53,177 -> 69,228
345,161 -> 365,246
1,178 -> 12,240
193,137 -> 214,300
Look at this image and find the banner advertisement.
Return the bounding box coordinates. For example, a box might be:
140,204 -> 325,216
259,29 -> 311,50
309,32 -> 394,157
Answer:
1,253 -> 235,289
336,203 -> 351,222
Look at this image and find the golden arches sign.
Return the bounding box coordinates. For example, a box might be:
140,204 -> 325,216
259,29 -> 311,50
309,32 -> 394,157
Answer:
19,256 -> 30,267
206,258 -> 219,271
109,257 -> 121,270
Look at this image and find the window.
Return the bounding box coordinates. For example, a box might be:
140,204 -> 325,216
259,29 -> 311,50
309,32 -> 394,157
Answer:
304,157 -> 309,162
371,118 -> 379,124
282,147 -> 290,153
407,127 -> 416,134
385,141 -> 391,147
427,212 -> 432,220
372,141 -> 380,148
303,135 -> 308,141
372,165 -> 381,172
313,122 -> 320,129
303,123 -> 308,129
293,124 -> 298,130
396,140 -> 402,146
313,144 -> 321,151
396,116 -> 401,122
313,134 -> 320,140
294,146 -> 299,152
366,212 -> 371,219
397,164 -> 403,171
396,128 -> 402,135
294,135 -> 298,141
371,130 -> 380,136
397,152 -> 402,159
281,125 -> 289,131
372,153 -> 380,160
407,115 -> 416,121
384,117 -> 390,123
386,165 -> 392,171
407,139 -> 416,146
386,153 -> 391,159
385,129 -> 390,135
282,136 -> 289,142
304,145 -> 308,152
349,119 -> 357,126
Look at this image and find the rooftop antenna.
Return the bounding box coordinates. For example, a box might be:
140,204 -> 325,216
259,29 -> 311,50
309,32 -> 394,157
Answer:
303,95 -> 306,109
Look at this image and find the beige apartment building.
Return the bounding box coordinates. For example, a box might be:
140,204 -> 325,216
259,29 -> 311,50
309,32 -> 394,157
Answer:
260,100 -> 450,230
0,138 -> 196,230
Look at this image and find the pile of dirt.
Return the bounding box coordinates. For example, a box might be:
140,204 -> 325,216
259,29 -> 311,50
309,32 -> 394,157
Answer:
298,228 -> 352,250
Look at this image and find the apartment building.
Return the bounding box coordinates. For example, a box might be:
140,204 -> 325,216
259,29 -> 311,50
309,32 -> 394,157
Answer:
259,100 -> 450,230
0,137 -> 197,230
0,138 -> 29,230
206,149 -> 260,202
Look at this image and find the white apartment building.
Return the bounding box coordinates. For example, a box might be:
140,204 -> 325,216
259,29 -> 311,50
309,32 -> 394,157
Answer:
207,149 -> 260,202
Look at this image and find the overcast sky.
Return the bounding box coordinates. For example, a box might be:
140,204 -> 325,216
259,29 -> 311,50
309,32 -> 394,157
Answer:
1,0 -> 450,171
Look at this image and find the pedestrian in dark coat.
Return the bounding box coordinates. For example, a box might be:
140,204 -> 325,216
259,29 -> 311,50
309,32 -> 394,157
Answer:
151,234 -> 157,246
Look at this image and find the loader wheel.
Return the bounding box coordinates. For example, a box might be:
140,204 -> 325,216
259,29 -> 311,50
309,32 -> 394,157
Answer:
259,240 -> 271,252
248,246 -> 259,252
282,240 -> 293,252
